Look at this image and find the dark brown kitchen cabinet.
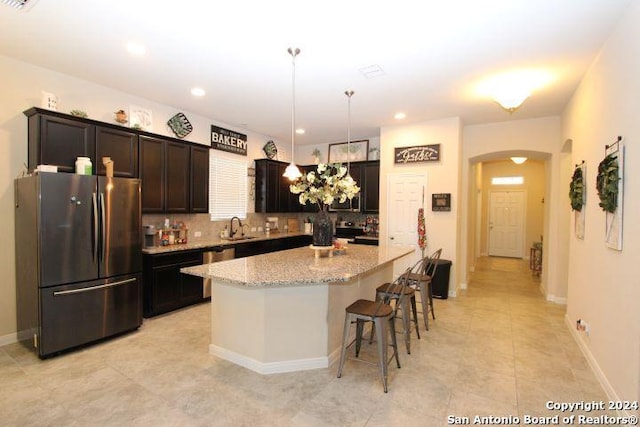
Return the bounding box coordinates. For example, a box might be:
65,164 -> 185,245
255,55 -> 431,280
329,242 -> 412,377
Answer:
361,161 -> 380,213
165,141 -> 190,213
143,250 -> 205,317
139,136 -> 191,213
95,126 -> 139,177
255,159 -> 302,213
25,108 -> 95,173
139,136 -> 165,213
190,145 -> 210,213
24,108 -> 139,177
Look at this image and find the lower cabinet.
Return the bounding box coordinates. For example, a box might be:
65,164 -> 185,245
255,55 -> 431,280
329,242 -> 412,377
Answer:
143,250 -> 205,317
234,235 -> 312,259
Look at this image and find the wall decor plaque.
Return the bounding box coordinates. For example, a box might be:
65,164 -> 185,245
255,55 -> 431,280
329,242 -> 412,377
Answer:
431,193 -> 451,211
167,112 -> 193,138
211,125 -> 247,156
394,144 -> 440,164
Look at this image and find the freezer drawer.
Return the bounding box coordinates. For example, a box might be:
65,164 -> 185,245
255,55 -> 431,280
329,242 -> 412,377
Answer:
38,273 -> 142,357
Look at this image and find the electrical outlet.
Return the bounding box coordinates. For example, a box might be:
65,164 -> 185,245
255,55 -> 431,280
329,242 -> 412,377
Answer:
251,227 -> 256,232
194,231 -> 202,238
258,226 -> 263,232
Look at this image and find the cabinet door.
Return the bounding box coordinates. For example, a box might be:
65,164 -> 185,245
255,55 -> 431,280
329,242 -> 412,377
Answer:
166,141 -> 190,213
362,162 -> 380,213
190,145 -> 210,213
140,136 -> 166,213
96,126 -> 139,177
150,265 -> 182,315
266,161 -> 281,213
29,114 -> 95,173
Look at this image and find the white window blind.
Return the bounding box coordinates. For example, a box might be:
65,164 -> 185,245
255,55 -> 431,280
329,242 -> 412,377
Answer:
209,153 -> 247,220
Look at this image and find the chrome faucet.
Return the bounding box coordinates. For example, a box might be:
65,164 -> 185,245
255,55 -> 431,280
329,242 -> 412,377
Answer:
229,216 -> 243,238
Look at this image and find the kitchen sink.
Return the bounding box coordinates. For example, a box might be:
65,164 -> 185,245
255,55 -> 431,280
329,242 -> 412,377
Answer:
222,235 -> 258,241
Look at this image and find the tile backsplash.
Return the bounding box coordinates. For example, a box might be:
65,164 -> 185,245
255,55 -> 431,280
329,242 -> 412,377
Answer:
142,211 -> 378,242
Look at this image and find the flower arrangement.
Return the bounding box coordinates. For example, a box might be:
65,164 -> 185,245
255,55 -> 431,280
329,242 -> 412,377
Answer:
417,208 -> 426,256
289,163 -> 360,209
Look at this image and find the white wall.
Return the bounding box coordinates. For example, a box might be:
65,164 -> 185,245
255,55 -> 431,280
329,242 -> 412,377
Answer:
379,117 -> 462,291
0,55 -> 284,341
562,1 -> 640,404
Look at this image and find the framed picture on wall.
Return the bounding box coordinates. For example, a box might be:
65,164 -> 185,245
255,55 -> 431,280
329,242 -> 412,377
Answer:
328,139 -> 368,163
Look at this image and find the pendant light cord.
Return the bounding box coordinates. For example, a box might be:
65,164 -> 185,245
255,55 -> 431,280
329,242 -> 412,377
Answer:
345,90 -> 354,174
289,48 -> 300,163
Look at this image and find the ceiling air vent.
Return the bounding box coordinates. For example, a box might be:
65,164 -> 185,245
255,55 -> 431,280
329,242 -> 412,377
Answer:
358,64 -> 386,79
2,0 -> 37,10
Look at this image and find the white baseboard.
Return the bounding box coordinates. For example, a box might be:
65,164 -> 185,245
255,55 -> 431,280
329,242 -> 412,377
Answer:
547,294 -> 567,305
0,332 -> 18,347
564,315 -> 631,416
209,344 -> 329,375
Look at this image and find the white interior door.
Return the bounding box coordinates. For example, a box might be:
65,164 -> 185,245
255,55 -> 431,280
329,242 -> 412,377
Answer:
488,191 -> 525,258
387,173 -> 426,274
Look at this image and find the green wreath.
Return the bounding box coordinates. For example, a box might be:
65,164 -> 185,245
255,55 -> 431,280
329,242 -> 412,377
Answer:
596,154 -> 619,213
569,166 -> 584,211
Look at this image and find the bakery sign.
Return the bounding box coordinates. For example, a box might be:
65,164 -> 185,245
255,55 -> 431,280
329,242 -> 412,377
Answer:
394,144 -> 440,164
211,125 -> 247,156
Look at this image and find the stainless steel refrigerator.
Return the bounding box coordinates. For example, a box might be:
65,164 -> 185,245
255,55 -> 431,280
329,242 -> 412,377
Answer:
15,172 -> 143,358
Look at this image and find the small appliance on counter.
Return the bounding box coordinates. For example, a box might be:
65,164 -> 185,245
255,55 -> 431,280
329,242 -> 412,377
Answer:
144,225 -> 158,248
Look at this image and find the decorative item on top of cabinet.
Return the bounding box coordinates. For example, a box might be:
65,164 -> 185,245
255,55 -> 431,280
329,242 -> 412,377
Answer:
70,109 -> 88,118
129,105 -> 152,131
263,140 -> 278,159
167,112 -> 193,139
114,109 -> 128,124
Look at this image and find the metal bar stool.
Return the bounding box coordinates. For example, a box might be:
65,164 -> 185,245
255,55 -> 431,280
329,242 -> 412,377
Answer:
406,249 -> 442,331
336,268 -> 412,393
371,257 -> 428,354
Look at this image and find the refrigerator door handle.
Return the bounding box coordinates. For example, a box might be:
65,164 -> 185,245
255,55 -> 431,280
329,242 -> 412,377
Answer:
100,192 -> 106,264
52,278 -> 137,296
92,192 -> 98,263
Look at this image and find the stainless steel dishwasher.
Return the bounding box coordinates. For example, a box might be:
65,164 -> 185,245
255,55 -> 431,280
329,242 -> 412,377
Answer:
202,246 -> 235,298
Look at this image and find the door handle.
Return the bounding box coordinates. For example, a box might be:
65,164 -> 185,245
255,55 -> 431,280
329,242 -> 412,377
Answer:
92,193 -> 98,262
100,192 -> 106,264
389,236 -> 395,240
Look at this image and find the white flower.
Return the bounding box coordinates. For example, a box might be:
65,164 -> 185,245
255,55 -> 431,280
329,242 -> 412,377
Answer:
289,163 -> 360,210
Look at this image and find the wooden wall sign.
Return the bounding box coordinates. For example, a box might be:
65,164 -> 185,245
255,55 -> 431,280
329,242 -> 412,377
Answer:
211,125 -> 247,156
394,144 -> 440,164
432,193 -> 451,211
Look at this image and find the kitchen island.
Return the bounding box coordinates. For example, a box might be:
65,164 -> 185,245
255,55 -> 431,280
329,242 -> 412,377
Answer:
182,244 -> 413,374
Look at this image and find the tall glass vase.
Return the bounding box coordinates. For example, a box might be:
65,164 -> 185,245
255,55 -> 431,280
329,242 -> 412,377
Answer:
313,206 -> 333,247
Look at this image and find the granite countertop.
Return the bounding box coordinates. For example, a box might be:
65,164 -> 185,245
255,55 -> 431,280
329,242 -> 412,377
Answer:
142,231 -> 311,254
181,244 -> 414,288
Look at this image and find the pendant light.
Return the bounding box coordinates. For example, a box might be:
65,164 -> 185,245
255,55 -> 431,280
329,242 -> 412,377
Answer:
283,47 -> 303,180
344,90 -> 355,184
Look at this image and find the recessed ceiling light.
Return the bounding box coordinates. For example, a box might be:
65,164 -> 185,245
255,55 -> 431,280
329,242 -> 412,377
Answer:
295,128 -> 305,135
125,42 -> 146,56
191,87 -> 206,97
394,112 -> 407,120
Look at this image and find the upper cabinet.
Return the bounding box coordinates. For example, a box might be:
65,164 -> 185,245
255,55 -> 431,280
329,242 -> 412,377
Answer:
139,136 -> 207,214
25,108 -> 137,177
24,108 -> 210,214
361,161 -> 380,213
254,159 -> 379,214
190,145 -> 210,213
255,159 -> 302,213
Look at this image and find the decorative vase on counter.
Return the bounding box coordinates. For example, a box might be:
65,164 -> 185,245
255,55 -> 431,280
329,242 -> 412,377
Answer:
313,206 -> 333,247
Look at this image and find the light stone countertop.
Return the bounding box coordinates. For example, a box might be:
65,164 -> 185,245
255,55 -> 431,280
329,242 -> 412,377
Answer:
142,231 -> 311,254
181,244 -> 414,288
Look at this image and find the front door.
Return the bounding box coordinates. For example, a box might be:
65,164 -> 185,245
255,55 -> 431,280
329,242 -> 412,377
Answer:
387,173 -> 426,274
488,191 -> 525,258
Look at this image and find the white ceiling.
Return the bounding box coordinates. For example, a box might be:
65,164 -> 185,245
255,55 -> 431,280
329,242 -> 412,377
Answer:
0,0 -> 633,145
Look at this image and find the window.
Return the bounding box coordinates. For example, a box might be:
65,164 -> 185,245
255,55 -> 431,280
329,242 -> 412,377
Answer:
491,176 -> 524,185
209,153 -> 247,220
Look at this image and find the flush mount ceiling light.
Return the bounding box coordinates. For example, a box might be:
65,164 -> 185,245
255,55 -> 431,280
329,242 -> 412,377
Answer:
511,157 -> 528,164
476,69 -> 553,114
295,128 -> 305,135
283,47 -> 302,181
125,42 -> 146,56
394,112 -> 407,120
190,87 -> 206,97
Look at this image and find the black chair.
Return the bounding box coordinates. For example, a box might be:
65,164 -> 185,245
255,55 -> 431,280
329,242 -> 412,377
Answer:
336,267 -> 413,393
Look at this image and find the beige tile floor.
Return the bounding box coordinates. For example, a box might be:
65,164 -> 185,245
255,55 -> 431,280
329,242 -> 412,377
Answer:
0,257 -> 610,426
